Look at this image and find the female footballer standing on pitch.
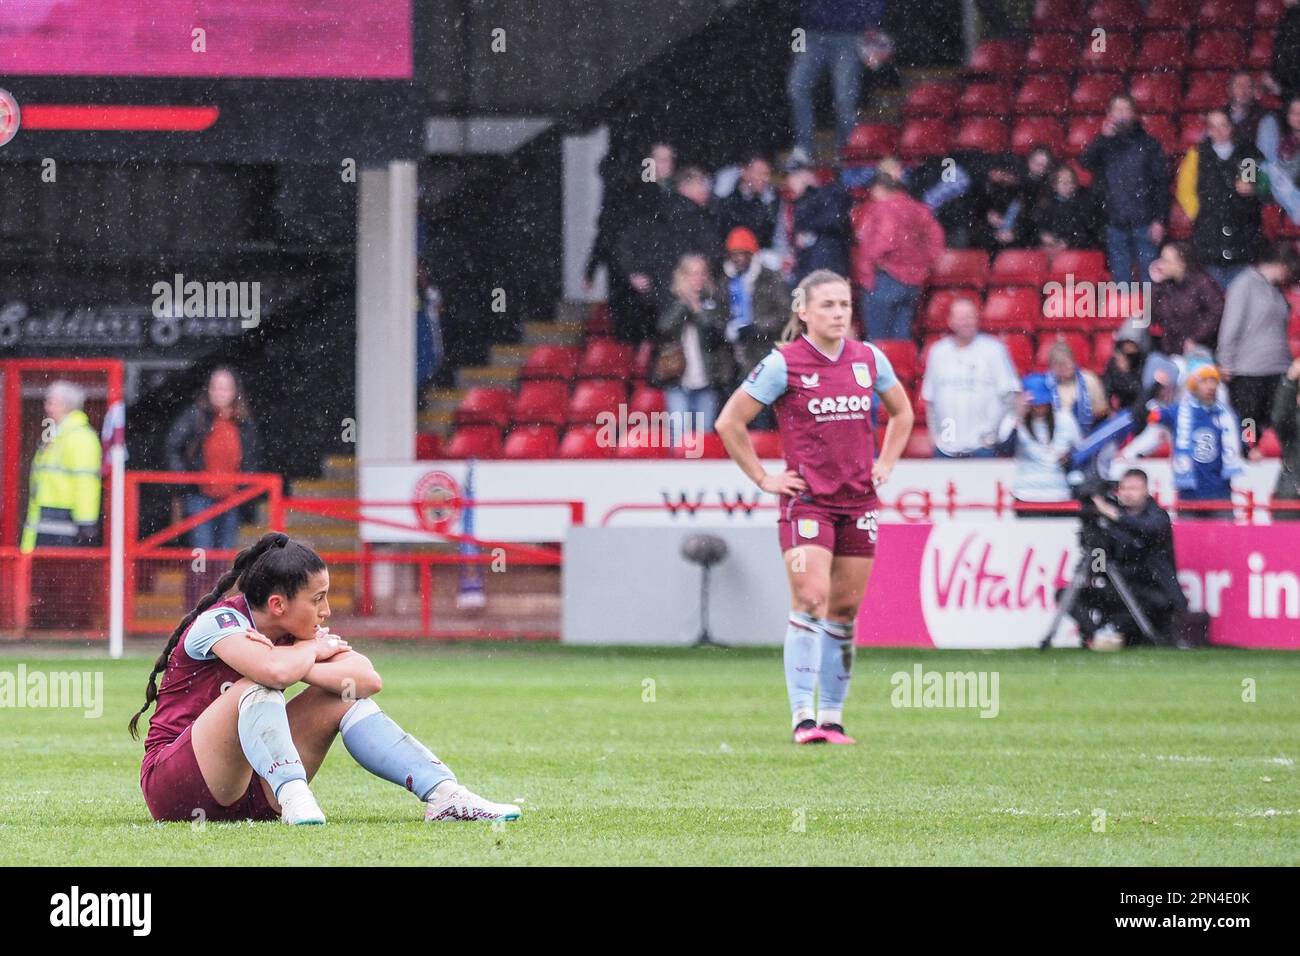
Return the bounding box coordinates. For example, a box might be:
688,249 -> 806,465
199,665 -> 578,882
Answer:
129,532 -> 520,824
716,269 -> 913,744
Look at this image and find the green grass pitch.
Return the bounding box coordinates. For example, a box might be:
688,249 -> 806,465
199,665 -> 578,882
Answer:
2,643 -> 1297,865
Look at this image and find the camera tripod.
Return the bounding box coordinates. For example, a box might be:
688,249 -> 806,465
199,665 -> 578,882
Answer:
1040,544 -> 1158,650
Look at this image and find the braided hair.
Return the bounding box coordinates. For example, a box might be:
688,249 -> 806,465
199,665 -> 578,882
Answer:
127,531 -> 326,738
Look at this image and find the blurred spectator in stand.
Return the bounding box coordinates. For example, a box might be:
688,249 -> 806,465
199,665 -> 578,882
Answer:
920,298 -> 1021,458
718,154 -> 779,253
20,380 -> 102,553
775,158 -> 852,284
1267,0 -> 1300,104
1006,373 -> 1080,518
1217,242 -> 1300,454
1081,94 -> 1169,283
653,254 -> 735,443
1046,340 -> 1108,435
970,154 -> 1026,253
415,263 -> 444,395
593,141 -> 676,343
1153,363 -> 1243,519
787,1 -> 890,164
1226,72 -> 1267,146
1033,165 -> 1099,253
165,367 -> 262,553
1147,241 -> 1225,355
1101,323 -> 1150,412
852,157 -> 945,340
721,227 -> 789,379
1257,96 -> 1300,227
1175,109 -> 1263,290
1017,146 -> 1057,240
615,165 -> 722,343
1270,356 -> 1300,520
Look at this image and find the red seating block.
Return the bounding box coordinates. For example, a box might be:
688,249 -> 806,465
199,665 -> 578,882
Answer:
1071,74 -> 1126,114
1025,34 -> 1078,73
1066,116 -> 1105,158
511,380 -> 569,427
927,249 -> 990,290
898,119 -> 953,160
965,40 -> 1024,76
1182,72 -> 1230,112
1198,0 -> 1256,28
1144,0 -> 1195,28
923,290 -> 983,332
958,83 -> 1013,117
1078,32 -> 1134,72
903,81 -> 959,119
1036,332 -> 1093,370
558,425 -> 614,459
1190,30 -> 1247,71
751,430 -> 784,459
577,338 -> 634,379
954,118 -> 1010,153
1012,117 -> 1065,156
1015,75 -> 1071,115
1049,249 -> 1109,285
1087,0 -> 1145,28
1032,0 -> 1080,31
567,379 -> 625,424
445,425 -> 502,460
503,424 -> 559,459
990,250 -> 1049,288
454,387 -> 512,426
1130,72 -> 1183,115
1134,32 -> 1190,72
519,344 -> 580,381
874,339 -> 919,385
982,288 -> 1042,333
999,334 -> 1037,376
841,123 -> 898,162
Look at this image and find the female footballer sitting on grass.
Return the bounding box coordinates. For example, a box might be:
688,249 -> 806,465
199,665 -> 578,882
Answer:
716,269 -> 913,745
128,532 -> 520,824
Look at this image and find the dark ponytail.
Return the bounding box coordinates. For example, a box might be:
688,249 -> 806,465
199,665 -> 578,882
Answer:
128,531 -> 304,739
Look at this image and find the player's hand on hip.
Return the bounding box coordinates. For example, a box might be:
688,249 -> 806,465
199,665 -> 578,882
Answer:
759,470 -> 807,496
871,460 -> 894,488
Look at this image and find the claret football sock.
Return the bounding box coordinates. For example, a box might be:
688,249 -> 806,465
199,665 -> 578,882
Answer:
817,618 -> 855,723
236,684 -> 308,797
785,611 -> 821,726
339,698 -> 457,800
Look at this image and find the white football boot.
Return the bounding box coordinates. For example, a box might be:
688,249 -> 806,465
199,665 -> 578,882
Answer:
424,782 -> 521,822
277,779 -> 326,825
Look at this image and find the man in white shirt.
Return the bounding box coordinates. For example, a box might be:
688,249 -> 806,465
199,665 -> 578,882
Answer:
920,298 -> 1021,457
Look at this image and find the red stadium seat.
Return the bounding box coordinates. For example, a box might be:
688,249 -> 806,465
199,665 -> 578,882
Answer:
874,339 -> 919,385
511,380 -> 569,426
445,425 -> 503,460
577,339 -> 634,379
927,249 -> 989,290
415,433 -> 443,460
1190,32 -> 1246,71
1015,75 -> 1071,115
1144,0 -> 1195,27
908,381 -> 927,425
1143,115 -> 1180,157
1024,34 -> 1078,73
1134,32 -> 1190,72
1032,0 -> 1079,31
922,290 -> 983,332
1130,73 -> 1183,115
1198,0 -> 1256,27
1257,428 -> 1281,458
567,379 -> 625,424
1049,249 -> 1109,285
1035,332 -> 1092,370
981,288 -> 1041,333
454,387 -> 512,426
965,40 -> 1024,77
614,439 -> 669,459
999,334 -> 1037,376
1091,332 -> 1116,373
1249,31 -> 1274,70
628,384 -> 666,416
1071,74 -> 1126,114
558,425 -> 614,459
954,118 -> 1010,153
503,424 -> 559,459
1065,116 -> 1105,158
519,344 -> 580,381
1011,117 -> 1064,156
1078,32 -> 1134,72
990,250 -> 1049,288
958,83 -> 1013,117
898,119 -> 953,160
632,341 -> 654,381
1087,0 -> 1145,27
1256,0 -> 1284,27
841,123 -> 898,162
1180,113 -> 1208,149
585,302 -> 613,338
750,430 -> 783,459
903,81 -> 959,119
903,430 -> 935,458
1182,72 -> 1230,112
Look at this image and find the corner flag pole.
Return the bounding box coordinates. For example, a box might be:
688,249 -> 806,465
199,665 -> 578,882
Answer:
105,400 -> 126,659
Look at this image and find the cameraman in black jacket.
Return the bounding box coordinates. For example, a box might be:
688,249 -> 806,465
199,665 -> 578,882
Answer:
1072,468 -> 1187,646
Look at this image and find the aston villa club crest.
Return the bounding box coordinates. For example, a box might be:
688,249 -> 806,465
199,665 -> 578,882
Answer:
0,89 -> 20,148
852,362 -> 873,388
797,518 -> 819,539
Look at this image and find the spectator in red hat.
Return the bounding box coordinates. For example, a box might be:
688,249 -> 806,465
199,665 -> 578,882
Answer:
721,227 -> 789,381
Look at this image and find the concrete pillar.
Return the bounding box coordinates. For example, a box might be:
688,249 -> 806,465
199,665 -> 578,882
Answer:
355,160 -> 417,463
563,125 -> 609,303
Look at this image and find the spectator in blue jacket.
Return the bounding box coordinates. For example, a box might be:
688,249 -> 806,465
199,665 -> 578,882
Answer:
788,1 -> 889,163
776,158 -> 851,284
1081,94 -> 1170,284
